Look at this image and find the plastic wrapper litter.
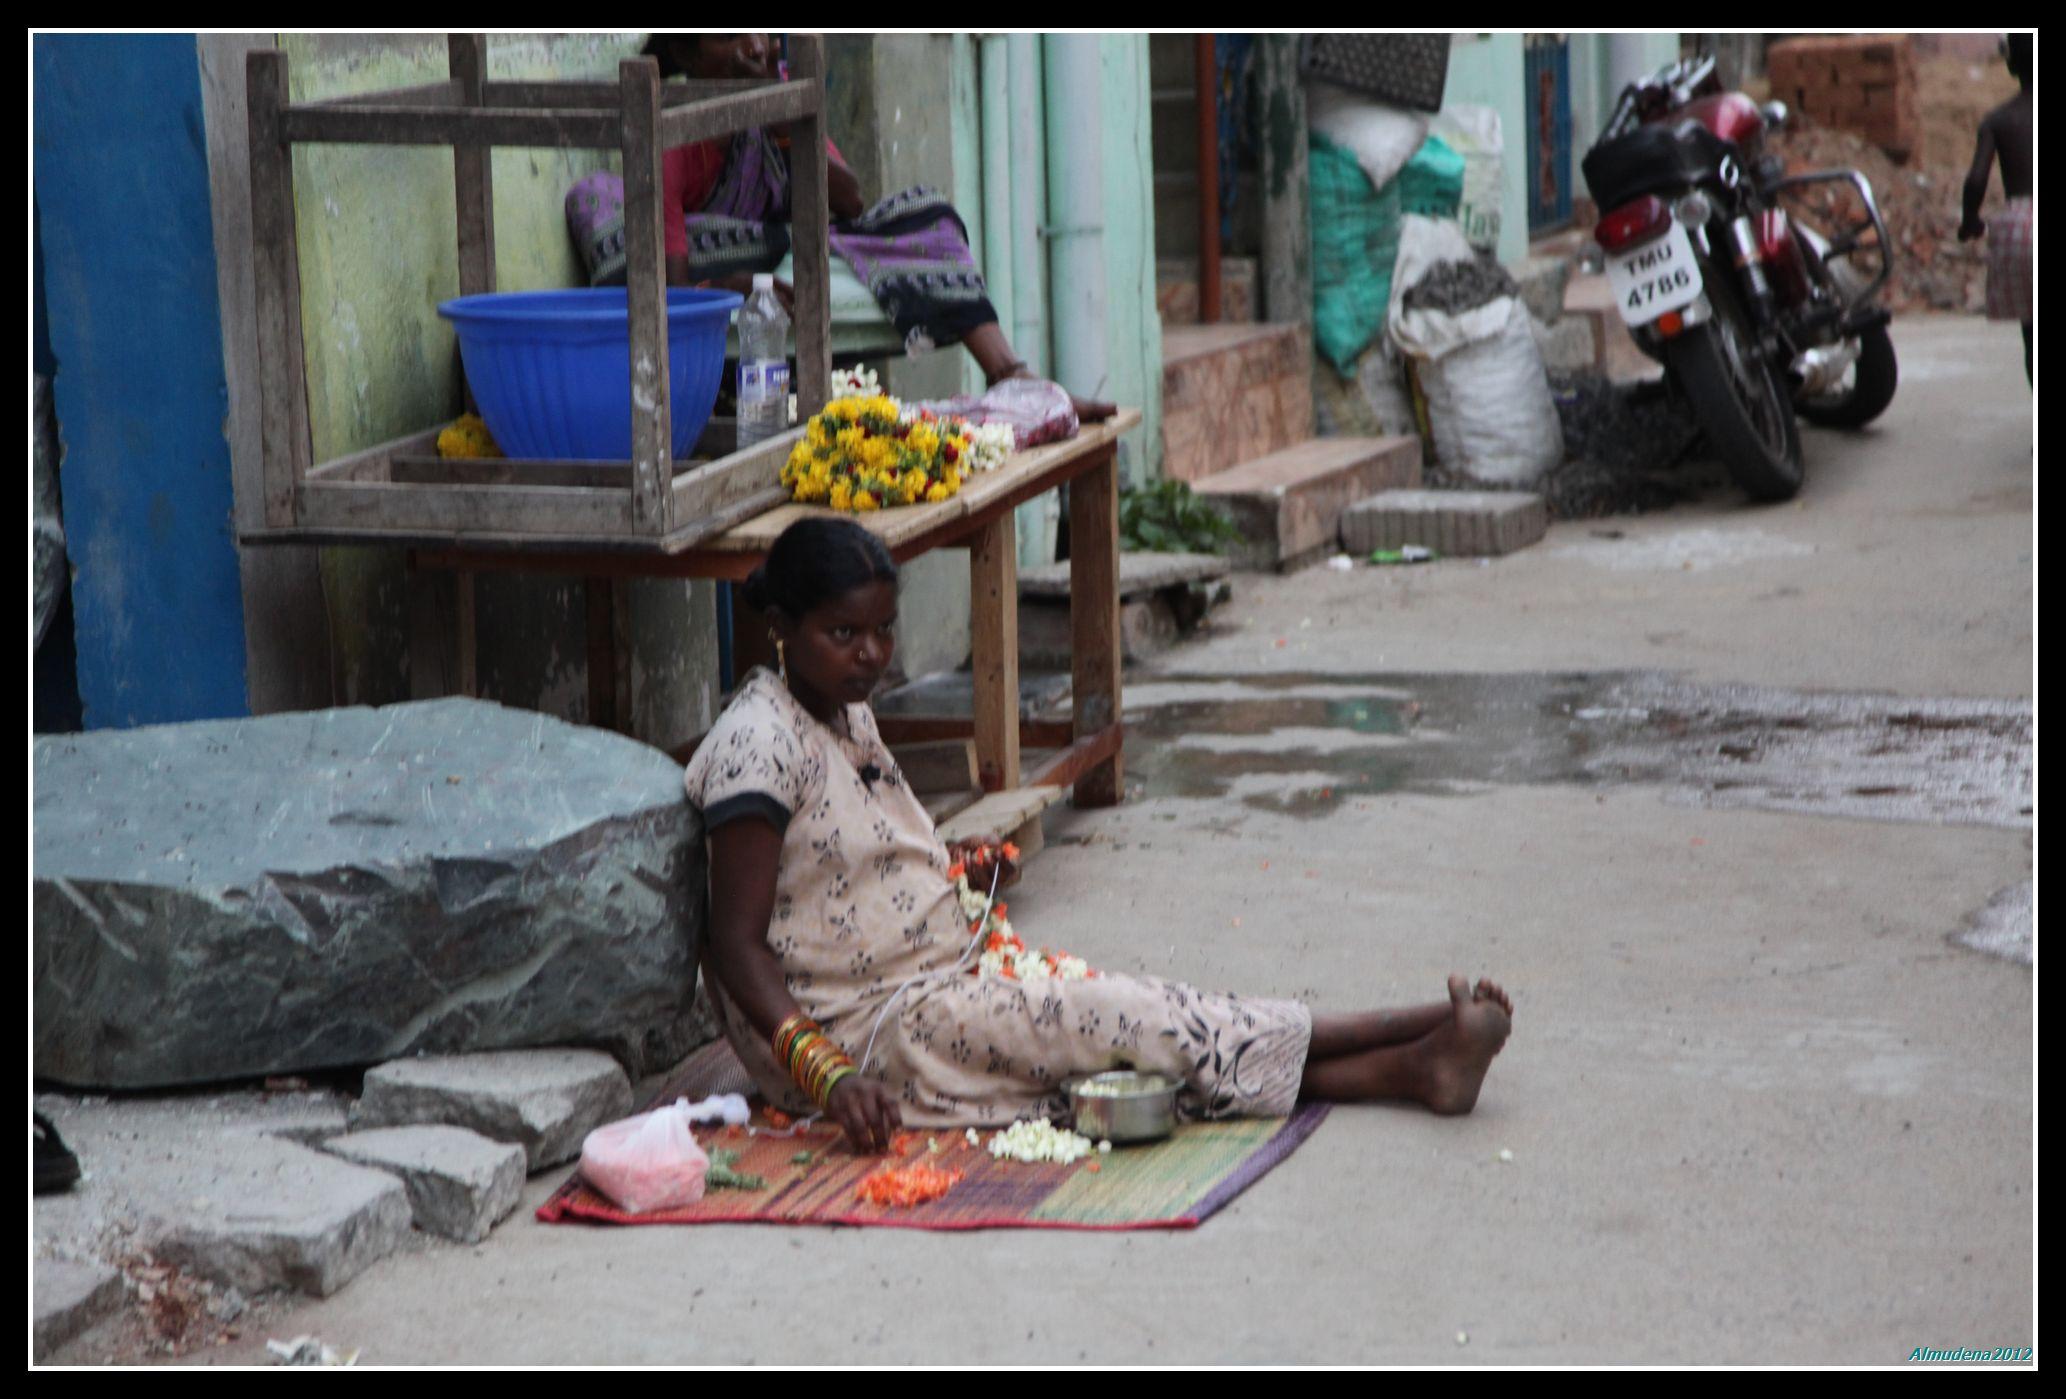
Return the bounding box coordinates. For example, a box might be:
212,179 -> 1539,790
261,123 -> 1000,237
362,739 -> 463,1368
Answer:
578,1099 -> 710,1214
908,377 -> 1078,449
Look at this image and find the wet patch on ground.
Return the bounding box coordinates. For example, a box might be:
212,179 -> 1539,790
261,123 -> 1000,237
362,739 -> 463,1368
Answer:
1118,672 -> 2032,830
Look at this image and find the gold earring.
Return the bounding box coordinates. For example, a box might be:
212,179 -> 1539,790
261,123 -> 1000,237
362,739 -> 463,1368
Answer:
774,637 -> 788,683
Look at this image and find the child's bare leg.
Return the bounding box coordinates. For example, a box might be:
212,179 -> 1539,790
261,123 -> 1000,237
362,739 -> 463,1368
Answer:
1300,976 -> 1512,1115
1309,978 -> 1513,1057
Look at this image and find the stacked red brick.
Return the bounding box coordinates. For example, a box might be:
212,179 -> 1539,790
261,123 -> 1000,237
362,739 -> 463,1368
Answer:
1767,35 -> 1920,162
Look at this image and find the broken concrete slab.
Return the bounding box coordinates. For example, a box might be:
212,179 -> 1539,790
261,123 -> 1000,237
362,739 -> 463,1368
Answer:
148,1135 -> 412,1298
1195,436 -> 1424,571
1341,489 -> 1550,557
352,1049 -> 633,1171
320,1126 -> 526,1244
1531,311 -> 1601,376
1512,254 -> 1575,327
33,698 -> 703,1089
1018,551 -> 1231,601
34,1257 -> 125,1361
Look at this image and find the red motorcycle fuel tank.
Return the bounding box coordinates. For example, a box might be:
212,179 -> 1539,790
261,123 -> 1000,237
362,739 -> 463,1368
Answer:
1679,91 -> 1766,151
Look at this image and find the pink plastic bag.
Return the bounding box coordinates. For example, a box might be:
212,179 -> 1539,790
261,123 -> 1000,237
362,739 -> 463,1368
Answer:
909,377 -> 1079,449
578,1100 -> 709,1214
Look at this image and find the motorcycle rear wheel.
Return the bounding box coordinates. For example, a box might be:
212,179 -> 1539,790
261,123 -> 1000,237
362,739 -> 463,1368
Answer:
1796,322 -> 1899,429
1667,295 -> 1805,502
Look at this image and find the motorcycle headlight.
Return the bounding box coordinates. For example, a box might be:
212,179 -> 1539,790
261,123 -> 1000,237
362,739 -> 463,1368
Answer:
1674,193 -> 1713,229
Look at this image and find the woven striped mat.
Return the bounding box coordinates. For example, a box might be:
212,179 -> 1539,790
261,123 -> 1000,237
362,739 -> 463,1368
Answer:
538,1045 -> 1328,1232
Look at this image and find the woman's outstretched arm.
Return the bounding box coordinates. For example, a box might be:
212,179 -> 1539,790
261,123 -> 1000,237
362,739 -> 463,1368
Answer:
705,817 -> 902,1150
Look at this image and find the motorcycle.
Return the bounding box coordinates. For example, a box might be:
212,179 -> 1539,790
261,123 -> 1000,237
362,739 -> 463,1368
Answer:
1581,53 -> 1898,501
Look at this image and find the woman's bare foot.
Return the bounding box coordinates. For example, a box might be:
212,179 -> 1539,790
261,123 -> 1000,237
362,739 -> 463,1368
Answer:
1416,974 -> 1513,1116
1474,977 -> 1513,1018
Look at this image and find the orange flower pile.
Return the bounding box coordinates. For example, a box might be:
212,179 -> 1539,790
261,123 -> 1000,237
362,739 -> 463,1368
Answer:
855,1160 -> 965,1209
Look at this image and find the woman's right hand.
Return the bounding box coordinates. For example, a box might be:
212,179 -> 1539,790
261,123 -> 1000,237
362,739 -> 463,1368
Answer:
827,1074 -> 902,1154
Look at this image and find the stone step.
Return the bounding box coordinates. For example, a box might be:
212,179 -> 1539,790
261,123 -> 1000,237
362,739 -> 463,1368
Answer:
1563,272 -> 1667,385
151,1136 -> 412,1297
1340,488 -> 1550,558
34,1258 -> 126,1361
1194,436 -> 1423,571
1159,322 -> 1314,483
320,1126 -> 527,1245
352,1049 -> 634,1173
1155,256 -> 1258,327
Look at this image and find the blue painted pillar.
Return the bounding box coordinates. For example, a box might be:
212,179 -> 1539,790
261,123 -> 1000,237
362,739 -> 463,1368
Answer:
33,33 -> 250,727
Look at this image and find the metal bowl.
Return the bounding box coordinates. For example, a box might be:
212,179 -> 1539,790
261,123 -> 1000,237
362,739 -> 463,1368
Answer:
1064,1070 -> 1179,1144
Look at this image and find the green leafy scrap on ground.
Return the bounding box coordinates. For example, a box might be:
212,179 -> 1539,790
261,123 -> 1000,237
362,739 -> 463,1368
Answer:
706,1148 -> 767,1191
1120,479 -> 1242,555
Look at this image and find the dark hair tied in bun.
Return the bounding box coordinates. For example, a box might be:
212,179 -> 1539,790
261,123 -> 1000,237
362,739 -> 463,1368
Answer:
748,517 -> 897,623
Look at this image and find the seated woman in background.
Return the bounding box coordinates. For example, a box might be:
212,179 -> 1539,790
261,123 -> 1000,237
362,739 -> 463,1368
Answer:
568,32 -> 1114,421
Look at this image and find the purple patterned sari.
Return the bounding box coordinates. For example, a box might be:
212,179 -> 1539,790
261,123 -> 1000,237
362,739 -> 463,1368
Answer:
566,131 -> 996,353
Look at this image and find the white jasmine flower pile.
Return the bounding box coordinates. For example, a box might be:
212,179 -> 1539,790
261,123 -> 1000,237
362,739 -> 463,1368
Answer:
952,870 -> 1095,983
830,365 -> 883,400
830,365 -> 1013,472
985,1117 -> 1097,1165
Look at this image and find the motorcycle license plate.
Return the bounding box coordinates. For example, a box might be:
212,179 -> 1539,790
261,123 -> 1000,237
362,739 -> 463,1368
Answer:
1607,223 -> 1704,326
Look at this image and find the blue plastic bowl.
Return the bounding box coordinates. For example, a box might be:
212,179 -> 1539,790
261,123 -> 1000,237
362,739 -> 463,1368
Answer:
437,288 -> 744,461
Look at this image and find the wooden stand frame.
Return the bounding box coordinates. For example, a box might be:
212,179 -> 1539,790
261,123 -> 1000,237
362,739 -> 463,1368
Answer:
241,33 -> 833,553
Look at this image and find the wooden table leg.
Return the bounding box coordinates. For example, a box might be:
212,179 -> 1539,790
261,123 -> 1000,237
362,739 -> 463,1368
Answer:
408,560 -> 478,700
1069,445 -> 1123,807
969,513 -> 1020,793
585,575 -> 619,731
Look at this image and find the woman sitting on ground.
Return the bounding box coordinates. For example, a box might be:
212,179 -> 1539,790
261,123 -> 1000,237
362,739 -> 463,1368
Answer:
686,516 -> 1514,1152
567,32 -> 1114,423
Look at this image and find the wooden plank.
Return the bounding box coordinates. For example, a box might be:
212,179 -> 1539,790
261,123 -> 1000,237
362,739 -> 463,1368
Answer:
656,82 -> 817,149
200,34 -> 334,712
307,426 -> 442,483
408,566 -> 460,699
875,716 -> 1074,749
482,78 -> 774,109
314,78 -> 464,108
455,570 -> 478,695
936,786 -> 1064,846
585,576 -> 619,731
694,411 -> 1140,554
245,49 -> 312,528
919,788 -> 984,827
669,426 -> 796,524
392,455 -> 634,488
298,479 -> 635,534
620,57 -> 672,533
278,104 -> 621,148
1068,444 -> 1124,807
969,512 -> 1020,793
785,35 -> 832,420
1028,724 -> 1123,792
889,739 -> 979,795
449,36 -> 495,299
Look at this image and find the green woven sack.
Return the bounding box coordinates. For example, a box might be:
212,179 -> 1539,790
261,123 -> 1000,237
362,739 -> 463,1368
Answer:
1308,132 -> 1403,375
1399,134 -> 1465,219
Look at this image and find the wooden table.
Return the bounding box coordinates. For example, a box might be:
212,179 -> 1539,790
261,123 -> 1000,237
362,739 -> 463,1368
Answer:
412,409 -> 1141,823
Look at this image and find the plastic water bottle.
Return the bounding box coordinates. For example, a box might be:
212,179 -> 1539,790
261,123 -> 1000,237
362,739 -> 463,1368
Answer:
736,273 -> 791,449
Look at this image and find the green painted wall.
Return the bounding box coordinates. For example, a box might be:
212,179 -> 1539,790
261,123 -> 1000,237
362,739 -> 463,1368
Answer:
1442,33 -> 1530,264
1096,33 -> 1163,491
